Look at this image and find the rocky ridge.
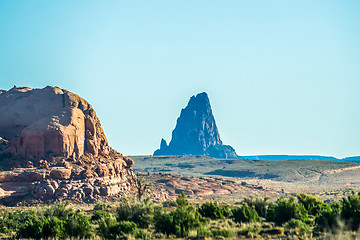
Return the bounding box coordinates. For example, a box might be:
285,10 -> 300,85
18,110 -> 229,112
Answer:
154,92 -> 238,159
0,86 -> 137,205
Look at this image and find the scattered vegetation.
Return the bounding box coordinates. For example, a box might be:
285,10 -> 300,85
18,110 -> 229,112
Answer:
13,202 -> 92,239
3,191 -> 360,239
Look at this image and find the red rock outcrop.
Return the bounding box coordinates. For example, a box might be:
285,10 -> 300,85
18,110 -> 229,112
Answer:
0,86 -> 109,161
0,162 -> 135,204
0,87 -> 136,205
0,86 -> 138,205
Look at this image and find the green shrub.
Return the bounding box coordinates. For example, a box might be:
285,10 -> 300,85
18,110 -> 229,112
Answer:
266,196 -> 309,225
93,202 -> 111,211
315,202 -> 341,231
243,196 -> 270,217
162,200 -> 177,208
198,201 -> 231,219
175,192 -> 189,207
232,203 -> 261,223
211,228 -> 234,238
0,213 -> 12,234
17,216 -> 67,239
97,214 -> 117,239
154,208 -> 174,235
92,210 -> 111,221
117,197 -> 154,228
154,193 -> 206,237
65,210 -> 92,238
98,214 -> 137,239
0,210 -> 37,235
222,205 -> 232,218
283,218 -> 310,236
172,198 -> 206,237
42,202 -> 73,220
16,216 -> 41,239
341,191 -> 360,231
42,217 -> 67,239
297,193 -> 323,216
116,221 -> 137,236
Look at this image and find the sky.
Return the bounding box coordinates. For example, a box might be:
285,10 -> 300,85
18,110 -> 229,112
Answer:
0,1 -> 359,158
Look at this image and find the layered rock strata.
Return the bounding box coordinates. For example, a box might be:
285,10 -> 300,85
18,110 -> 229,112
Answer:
0,155 -> 134,204
0,86 -> 136,204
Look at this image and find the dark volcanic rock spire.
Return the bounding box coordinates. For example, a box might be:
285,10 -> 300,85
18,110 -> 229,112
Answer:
169,92 -> 222,155
154,92 -> 238,159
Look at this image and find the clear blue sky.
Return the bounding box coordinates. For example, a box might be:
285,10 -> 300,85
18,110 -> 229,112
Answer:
0,1 -> 359,158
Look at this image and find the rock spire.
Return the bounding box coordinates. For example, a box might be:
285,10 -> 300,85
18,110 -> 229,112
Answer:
154,92 -> 238,159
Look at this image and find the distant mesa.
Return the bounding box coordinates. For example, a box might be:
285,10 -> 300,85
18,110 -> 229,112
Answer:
154,92 -> 238,159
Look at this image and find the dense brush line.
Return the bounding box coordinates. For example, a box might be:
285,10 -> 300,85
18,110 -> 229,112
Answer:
1,191 -> 360,239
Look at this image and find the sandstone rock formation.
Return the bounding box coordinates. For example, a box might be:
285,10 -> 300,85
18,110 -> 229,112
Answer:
0,86 -> 109,163
154,92 -> 238,159
0,160 -> 134,205
0,86 -> 137,205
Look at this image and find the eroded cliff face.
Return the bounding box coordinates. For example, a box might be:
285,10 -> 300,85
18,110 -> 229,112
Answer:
0,86 -> 109,161
0,86 -> 138,205
154,92 -> 238,159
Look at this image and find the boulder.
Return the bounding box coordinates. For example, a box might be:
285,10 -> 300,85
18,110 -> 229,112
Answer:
60,160 -> 71,168
50,168 -> 72,180
95,164 -> 110,177
33,182 -> 56,199
123,157 -> 134,168
81,169 -> 98,179
55,188 -> 69,198
83,184 -> 94,196
72,189 -> 85,199
114,159 -> 126,173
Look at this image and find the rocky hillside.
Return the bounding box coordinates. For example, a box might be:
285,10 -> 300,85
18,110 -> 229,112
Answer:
154,92 -> 238,159
0,86 -> 136,205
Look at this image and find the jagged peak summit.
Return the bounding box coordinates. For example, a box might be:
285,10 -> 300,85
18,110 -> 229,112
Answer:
186,92 -> 211,109
154,92 -> 238,159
